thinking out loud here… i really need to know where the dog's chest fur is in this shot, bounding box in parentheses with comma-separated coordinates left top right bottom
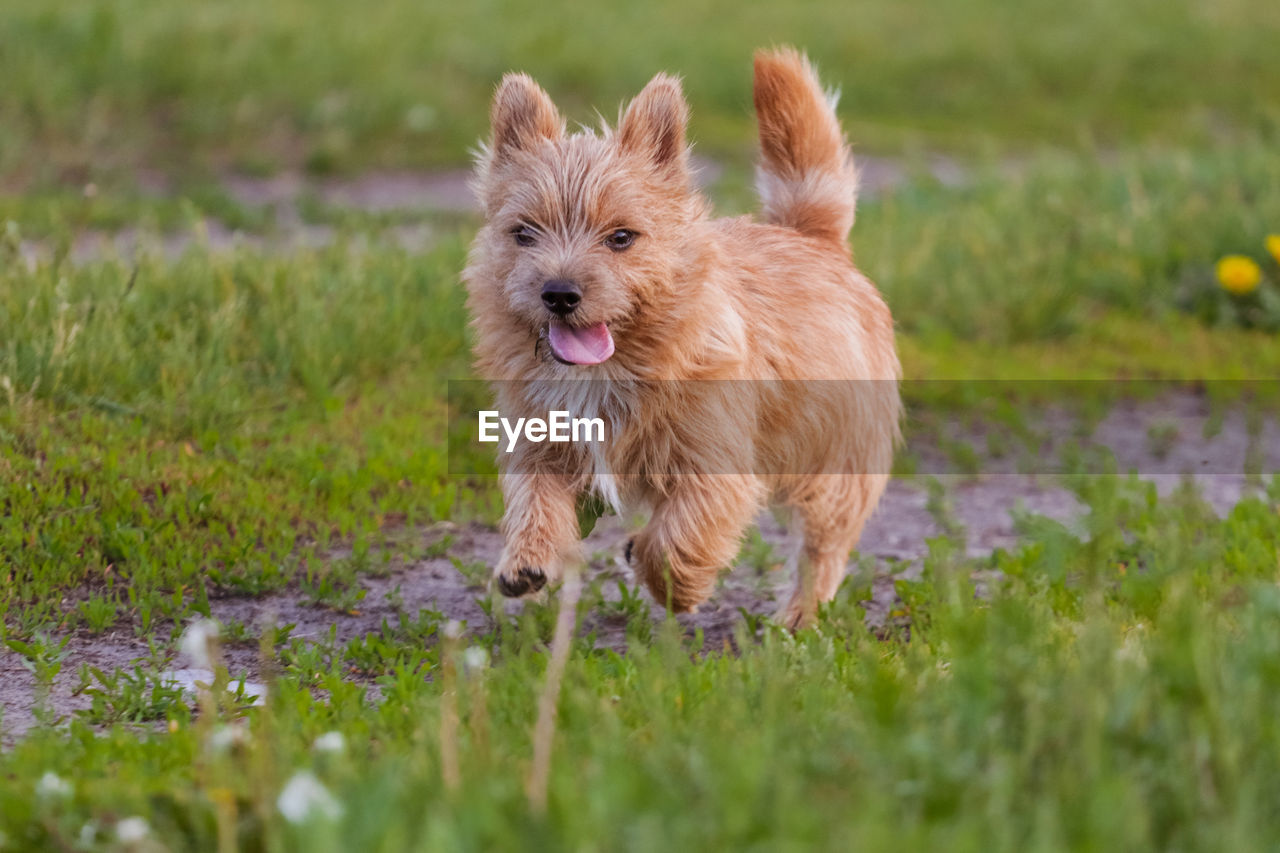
(523, 377, 638, 513)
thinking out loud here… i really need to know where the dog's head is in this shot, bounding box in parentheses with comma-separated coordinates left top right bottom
(465, 73, 706, 369)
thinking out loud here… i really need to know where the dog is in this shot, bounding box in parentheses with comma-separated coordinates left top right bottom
(463, 48, 900, 628)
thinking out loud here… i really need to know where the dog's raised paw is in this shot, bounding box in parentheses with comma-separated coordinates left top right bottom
(496, 566, 547, 597)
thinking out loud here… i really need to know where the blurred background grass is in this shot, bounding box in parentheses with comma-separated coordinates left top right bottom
(2, 0, 1278, 185)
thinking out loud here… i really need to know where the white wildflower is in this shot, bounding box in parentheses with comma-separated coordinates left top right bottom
(207, 724, 247, 753)
(179, 619, 221, 668)
(461, 646, 489, 674)
(312, 731, 346, 754)
(442, 620, 464, 640)
(115, 816, 151, 843)
(1116, 622, 1149, 667)
(277, 771, 343, 824)
(36, 772, 71, 799)
(161, 668, 268, 710)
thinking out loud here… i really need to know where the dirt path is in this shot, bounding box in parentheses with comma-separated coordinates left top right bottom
(0, 475, 1056, 742)
(214, 154, 963, 215)
(16, 154, 968, 267)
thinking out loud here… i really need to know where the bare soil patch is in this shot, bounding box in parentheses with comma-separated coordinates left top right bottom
(0, 475, 1060, 742)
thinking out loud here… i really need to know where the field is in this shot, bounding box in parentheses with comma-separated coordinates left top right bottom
(2, 0, 1280, 849)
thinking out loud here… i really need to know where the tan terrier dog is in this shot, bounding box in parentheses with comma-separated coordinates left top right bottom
(463, 48, 900, 628)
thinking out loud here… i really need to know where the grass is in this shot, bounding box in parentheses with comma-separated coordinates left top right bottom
(3, 0, 1280, 847)
(2, 0, 1279, 184)
(860, 141, 1280, 345)
(7, 141, 1280, 368)
(0, 144, 1276, 848)
(3, 476, 1280, 849)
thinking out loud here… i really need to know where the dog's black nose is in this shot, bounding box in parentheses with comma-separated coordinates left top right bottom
(541, 279, 581, 317)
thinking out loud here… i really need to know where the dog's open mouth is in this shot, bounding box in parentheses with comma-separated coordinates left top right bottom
(546, 319, 614, 365)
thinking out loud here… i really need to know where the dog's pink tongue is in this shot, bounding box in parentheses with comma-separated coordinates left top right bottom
(548, 320, 614, 365)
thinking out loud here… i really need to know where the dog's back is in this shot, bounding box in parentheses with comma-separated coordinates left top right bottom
(705, 49, 898, 383)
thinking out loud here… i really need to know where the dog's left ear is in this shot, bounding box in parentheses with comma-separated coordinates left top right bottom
(490, 72, 563, 160)
(618, 73, 691, 182)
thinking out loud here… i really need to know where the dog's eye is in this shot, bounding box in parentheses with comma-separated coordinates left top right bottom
(512, 225, 538, 247)
(604, 229, 637, 251)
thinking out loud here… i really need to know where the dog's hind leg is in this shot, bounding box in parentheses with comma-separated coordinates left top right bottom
(628, 474, 766, 612)
(779, 473, 887, 630)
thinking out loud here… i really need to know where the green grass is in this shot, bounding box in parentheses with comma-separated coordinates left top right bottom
(4, 2, 1280, 847)
(0, 185, 271, 238)
(0, 234, 488, 638)
(1, 233, 473, 428)
(2, 0, 1279, 183)
(3, 476, 1280, 849)
(7, 138, 1280, 360)
(2, 220, 1277, 837)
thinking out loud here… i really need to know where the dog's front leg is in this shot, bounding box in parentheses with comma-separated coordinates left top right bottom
(627, 473, 765, 612)
(493, 470, 580, 598)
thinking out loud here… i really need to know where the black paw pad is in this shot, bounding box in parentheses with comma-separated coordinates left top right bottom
(624, 538, 635, 565)
(497, 566, 547, 597)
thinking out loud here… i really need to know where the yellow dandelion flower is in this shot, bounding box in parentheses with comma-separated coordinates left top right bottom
(1267, 234, 1280, 266)
(1216, 255, 1262, 296)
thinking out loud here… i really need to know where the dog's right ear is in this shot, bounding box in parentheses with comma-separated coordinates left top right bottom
(618, 73, 690, 182)
(489, 73, 563, 161)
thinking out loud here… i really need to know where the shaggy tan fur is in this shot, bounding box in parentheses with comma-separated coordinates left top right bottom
(463, 48, 901, 628)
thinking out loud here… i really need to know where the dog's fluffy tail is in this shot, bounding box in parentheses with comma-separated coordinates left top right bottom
(753, 48, 857, 245)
